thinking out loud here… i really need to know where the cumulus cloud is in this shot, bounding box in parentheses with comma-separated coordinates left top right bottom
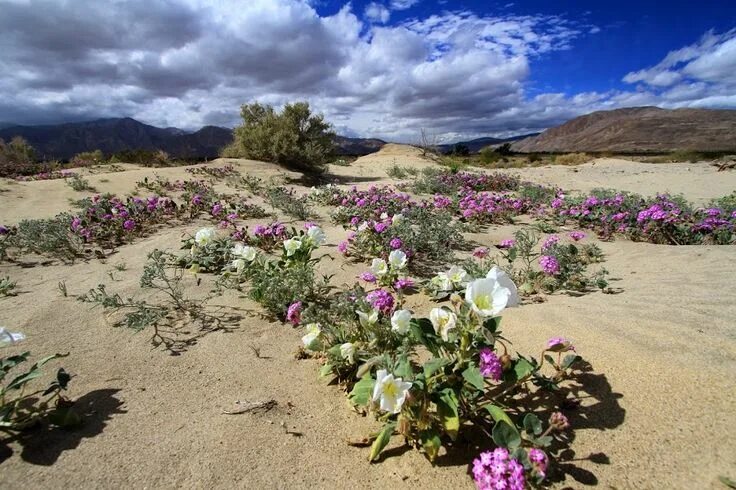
(0, 0, 732, 141)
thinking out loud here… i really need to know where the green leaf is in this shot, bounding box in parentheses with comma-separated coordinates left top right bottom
(369, 421, 396, 462)
(420, 429, 442, 462)
(485, 405, 514, 427)
(523, 413, 543, 436)
(462, 364, 485, 391)
(394, 357, 413, 380)
(6, 353, 68, 391)
(348, 376, 375, 407)
(512, 357, 535, 381)
(492, 420, 521, 450)
(543, 354, 556, 366)
(436, 389, 460, 440)
(422, 358, 449, 378)
(719, 476, 736, 489)
(319, 363, 334, 378)
(482, 317, 501, 334)
(561, 354, 581, 370)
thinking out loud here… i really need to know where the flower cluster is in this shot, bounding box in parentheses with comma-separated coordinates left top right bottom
(13, 170, 76, 181)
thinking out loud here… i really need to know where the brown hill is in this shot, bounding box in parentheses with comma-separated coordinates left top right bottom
(511, 107, 736, 153)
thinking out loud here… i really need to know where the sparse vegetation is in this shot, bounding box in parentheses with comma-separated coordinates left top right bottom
(0, 137, 37, 177)
(65, 174, 96, 192)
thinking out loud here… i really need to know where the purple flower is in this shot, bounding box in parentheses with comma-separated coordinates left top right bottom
(286, 301, 302, 326)
(499, 239, 515, 249)
(366, 289, 395, 314)
(123, 219, 136, 231)
(528, 448, 548, 479)
(350, 216, 360, 226)
(546, 337, 575, 352)
(394, 277, 414, 290)
(192, 194, 203, 205)
(472, 247, 490, 259)
(359, 271, 377, 283)
(338, 241, 349, 254)
(549, 411, 570, 430)
(539, 255, 560, 275)
(541, 235, 559, 251)
(374, 222, 388, 233)
(569, 230, 586, 241)
(211, 203, 223, 216)
(71, 217, 82, 231)
(472, 447, 526, 490)
(479, 348, 503, 381)
(0, 225, 8, 235)
(304, 222, 317, 229)
(389, 237, 403, 249)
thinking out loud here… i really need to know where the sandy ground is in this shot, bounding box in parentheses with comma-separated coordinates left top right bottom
(0, 145, 735, 489)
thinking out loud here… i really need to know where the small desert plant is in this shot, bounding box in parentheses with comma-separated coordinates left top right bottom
(554, 153, 590, 165)
(386, 165, 409, 179)
(66, 174, 96, 192)
(0, 276, 17, 296)
(223, 101, 336, 173)
(6, 215, 85, 262)
(70, 150, 105, 167)
(478, 147, 502, 165)
(265, 186, 312, 220)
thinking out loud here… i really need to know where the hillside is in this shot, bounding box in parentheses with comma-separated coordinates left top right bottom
(511, 107, 736, 153)
(438, 133, 539, 153)
(0, 118, 386, 160)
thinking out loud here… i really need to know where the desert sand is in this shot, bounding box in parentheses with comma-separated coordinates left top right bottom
(0, 145, 735, 489)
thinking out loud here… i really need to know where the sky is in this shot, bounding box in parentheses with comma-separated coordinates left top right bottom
(0, 0, 735, 142)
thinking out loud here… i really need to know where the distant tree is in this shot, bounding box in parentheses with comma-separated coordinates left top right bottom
(496, 142, 513, 156)
(478, 146, 501, 165)
(450, 143, 470, 156)
(222, 101, 335, 173)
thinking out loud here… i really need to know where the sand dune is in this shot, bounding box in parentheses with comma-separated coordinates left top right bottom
(0, 145, 734, 488)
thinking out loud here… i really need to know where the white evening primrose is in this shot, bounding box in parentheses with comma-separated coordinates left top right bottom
(301, 323, 322, 350)
(194, 228, 216, 247)
(388, 250, 408, 270)
(465, 277, 511, 317)
(429, 307, 457, 341)
(231, 243, 257, 261)
(380, 212, 389, 220)
(447, 265, 469, 286)
(283, 237, 303, 257)
(390, 309, 412, 334)
(430, 272, 452, 291)
(306, 225, 326, 247)
(372, 369, 412, 414)
(0, 327, 25, 346)
(356, 309, 379, 327)
(485, 266, 519, 307)
(391, 213, 404, 224)
(340, 342, 356, 364)
(370, 258, 388, 276)
(358, 221, 369, 232)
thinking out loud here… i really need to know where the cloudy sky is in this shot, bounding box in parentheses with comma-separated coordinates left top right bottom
(1, 0, 735, 142)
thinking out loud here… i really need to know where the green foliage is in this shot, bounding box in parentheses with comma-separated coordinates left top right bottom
(70, 150, 105, 167)
(265, 186, 312, 220)
(0, 351, 78, 431)
(0, 276, 17, 296)
(223, 101, 336, 173)
(3, 215, 85, 262)
(65, 174, 96, 192)
(479, 147, 502, 165)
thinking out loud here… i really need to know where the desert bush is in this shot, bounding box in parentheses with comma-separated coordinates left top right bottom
(479, 147, 502, 165)
(186, 164, 239, 180)
(264, 186, 312, 220)
(3, 215, 85, 262)
(70, 150, 105, 167)
(178, 228, 233, 273)
(386, 165, 409, 179)
(223, 101, 335, 173)
(0, 137, 37, 177)
(109, 149, 172, 167)
(65, 174, 96, 192)
(554, 153, 590, 165)
(527, 153, 541, 163)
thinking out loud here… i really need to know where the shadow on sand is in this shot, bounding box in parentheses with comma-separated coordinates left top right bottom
(0, 388, 126, 466)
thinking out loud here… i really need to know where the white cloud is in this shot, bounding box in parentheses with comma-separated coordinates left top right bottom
(365, 2, 390, 24)
(390, 0, 419, 10)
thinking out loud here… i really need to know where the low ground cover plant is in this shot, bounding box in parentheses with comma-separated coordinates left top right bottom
(65, 174, 96, 192)
(0, 276, 17, 296)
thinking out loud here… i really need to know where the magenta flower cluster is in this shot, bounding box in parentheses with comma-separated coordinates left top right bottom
(286, 301, 302, 326)
(472, 447, 526, 490)
(539, 255, 560, 275)
(458, 190, 528, 224)
(14, 170, 76, 181)
(365, 289, 395, 314)
(479, 348, 503, 381)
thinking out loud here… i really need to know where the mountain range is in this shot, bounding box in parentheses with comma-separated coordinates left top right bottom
(511, 107, 736, 153)
(438, 134, 540, 153)
(0, 118, 387, 160)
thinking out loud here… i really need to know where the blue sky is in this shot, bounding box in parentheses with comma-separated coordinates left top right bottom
(0, 0, 734, 141)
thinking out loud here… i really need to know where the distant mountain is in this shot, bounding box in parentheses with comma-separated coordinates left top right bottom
(0, 122, 17, 130)
(511, 107, 736, 153)
(438, 133, 539, 153)
(334, 135, 386, 155)
(0, 117, 386, 160)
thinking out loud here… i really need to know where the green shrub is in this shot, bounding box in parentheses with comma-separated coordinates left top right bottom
(478, 147, 501, 165)
(70, 150, 105, 167)
(0, 137, 37, 177)
(555, 153, 590, 165)
(222, 101, 335, 174)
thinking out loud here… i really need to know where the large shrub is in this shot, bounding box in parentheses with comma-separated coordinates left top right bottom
(0, 137, 37, 176)
(223, 101, 335, 173)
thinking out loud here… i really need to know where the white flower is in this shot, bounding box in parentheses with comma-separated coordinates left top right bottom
(370, 258, 388, 276)
(391, 309, 412, 334)
(388, 250, 408, 270)
(485, 266, 519, 307)
(465, 277, 511, 318)
(283, 237, 303, 256)
(380, 212, 389, 220)
(430, 272, 452, 291)
(0, 327, 25, 346)
(356, 309, 379, 327)
(306, 225, 326, 246)
(340, 342, 356, 364)
(372, 369, 412, 414)
(447, 265, 469, 286)
(358, 221, 369, 232)
(231, 258, 246, 274)
(429, 308, 457, 341)
(231, 243, 257, 261)
(391, 213, 404, 224)
(301, 323, 322, 350)
(194, 228, 216, 247)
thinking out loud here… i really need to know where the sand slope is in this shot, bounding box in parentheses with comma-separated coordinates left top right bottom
(0, 146, 735, 489)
